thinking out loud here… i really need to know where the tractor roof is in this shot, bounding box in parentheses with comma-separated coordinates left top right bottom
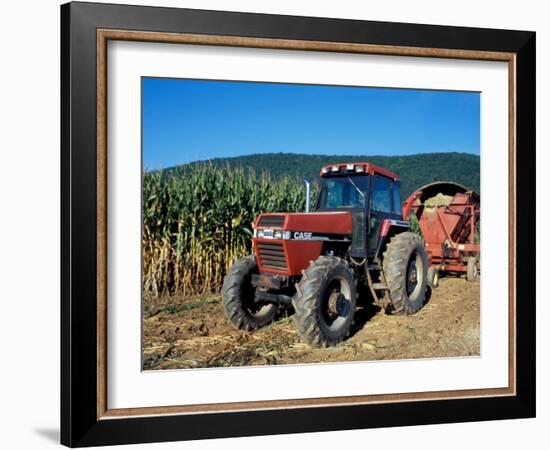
(320, 162, 399, 181)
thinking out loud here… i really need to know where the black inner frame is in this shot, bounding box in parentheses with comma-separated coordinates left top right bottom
(61, 2, 536, 447)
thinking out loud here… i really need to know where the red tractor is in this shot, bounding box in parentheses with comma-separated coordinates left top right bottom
(222, 162, 428, 347)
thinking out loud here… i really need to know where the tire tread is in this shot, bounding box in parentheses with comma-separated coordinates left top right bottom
(292, 256, 357, 347)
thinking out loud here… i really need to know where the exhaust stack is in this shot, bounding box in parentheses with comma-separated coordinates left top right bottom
(304, 179, 311, 213)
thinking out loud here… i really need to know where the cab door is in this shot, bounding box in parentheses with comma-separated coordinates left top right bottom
(367, 175, 401, 257)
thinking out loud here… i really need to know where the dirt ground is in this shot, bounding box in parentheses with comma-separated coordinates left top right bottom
(142, 277, 480, 370)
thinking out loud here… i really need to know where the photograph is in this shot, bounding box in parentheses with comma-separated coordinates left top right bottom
(56, 2, 536, 446)
(141, 77, 481, 370)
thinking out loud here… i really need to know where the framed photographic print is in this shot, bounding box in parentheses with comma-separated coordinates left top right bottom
(60, 1, 536, 447)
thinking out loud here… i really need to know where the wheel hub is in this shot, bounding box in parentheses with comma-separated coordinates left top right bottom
(407, 260, 418, 294)
(327, 292, 345, 317)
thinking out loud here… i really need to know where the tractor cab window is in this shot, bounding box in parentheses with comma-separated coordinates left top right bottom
(372, 176, 393, 213)
(317, 176, 369, 210)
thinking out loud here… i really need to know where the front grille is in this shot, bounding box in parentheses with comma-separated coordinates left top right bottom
(257, 242, 288, 271)
(258, 215, 285, 227)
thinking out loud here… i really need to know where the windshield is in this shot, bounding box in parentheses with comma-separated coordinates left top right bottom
(317, 175, 369, 210)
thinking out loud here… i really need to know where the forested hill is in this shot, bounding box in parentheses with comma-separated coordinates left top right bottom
(174, 152, 480, 198)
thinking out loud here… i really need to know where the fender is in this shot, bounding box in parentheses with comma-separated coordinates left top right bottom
(374, 218, 410, 259)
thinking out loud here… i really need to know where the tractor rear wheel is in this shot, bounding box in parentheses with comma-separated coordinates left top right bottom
(466, 256, 479, 282)
(292, 256, 357, 347)
(383, 232, 428, 315)
(222, 255, 278, 331)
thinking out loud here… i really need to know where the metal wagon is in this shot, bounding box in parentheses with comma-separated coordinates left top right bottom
(402, 182, 480, 287)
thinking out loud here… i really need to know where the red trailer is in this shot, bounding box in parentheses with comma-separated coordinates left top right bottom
(402, 182, 480, 287)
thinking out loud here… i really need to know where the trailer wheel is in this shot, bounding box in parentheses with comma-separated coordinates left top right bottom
(383, 232, 428, 315)
(222, 255, 278, 331)
(292, 256, 357, 347)
(466, 256, 479, 282)
(427, 266, 439, 288)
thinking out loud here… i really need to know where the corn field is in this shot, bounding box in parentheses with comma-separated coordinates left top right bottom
(142, 164, 312, 298)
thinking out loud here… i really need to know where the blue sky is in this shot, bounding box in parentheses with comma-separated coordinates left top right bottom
(142, 77, 480, 170)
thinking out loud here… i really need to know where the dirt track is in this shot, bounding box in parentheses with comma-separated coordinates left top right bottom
(142, 277, 479, 370)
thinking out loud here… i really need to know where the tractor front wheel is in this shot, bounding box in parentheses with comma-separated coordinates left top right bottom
(383, 232, 428, 315)
(292, 256, 357, 347)
(222, 255, 278, 331)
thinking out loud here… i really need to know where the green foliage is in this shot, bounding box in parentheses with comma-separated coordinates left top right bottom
(408, 213, 423, 238)
(173, 152, 480, 199)
(142, 163, 311, 297)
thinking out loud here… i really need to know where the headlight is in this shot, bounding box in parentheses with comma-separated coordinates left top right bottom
(254, 229, 291, 240)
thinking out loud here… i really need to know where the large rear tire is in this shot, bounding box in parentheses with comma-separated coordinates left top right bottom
(222, 255, 278, 331)
(383, 232, 428, 315)
(292, 256, 357, 347)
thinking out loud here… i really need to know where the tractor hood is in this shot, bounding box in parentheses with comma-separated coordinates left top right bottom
(253, 212, 353, 276)
(254, 212, 353, 238)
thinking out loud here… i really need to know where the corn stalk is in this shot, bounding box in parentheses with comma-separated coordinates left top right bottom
(142, 163, 315, 298)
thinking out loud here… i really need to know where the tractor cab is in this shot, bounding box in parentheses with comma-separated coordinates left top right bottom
(316, 162, 406, 259)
